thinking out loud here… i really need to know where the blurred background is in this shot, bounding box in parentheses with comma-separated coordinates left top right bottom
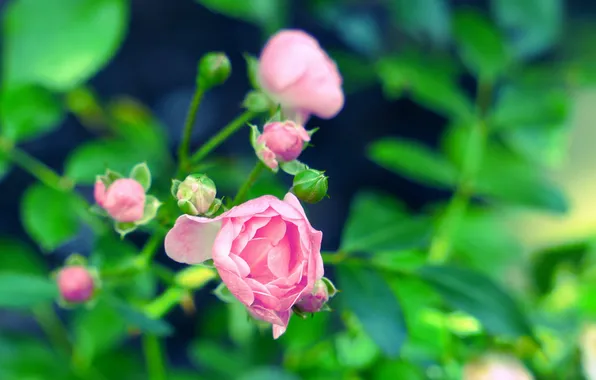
(2, 0, 596, 379)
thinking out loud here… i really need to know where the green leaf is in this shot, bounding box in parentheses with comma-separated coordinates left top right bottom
(129, 162, 151, 191)
(335, 329, 380, 369)
(65, 140, 152, 185)
(66, 98, 172, 185)
(341, 191, 431, 253)
(419, 265, 534, 338)
(453, 9, 509, 79)
(491, 87, 570, 131)
(244, 54, 260, 90)
(376, 52, 472, 120)
(0, 336, 74, 379)
(0, 273, 57, 308)
(0, 85, 64, 142)
(189, 339, 250, 378)
(196, 0, 287, 33)
(280, 160, 308, 176)
(238, 367, 299, 380)
(72, 300, 127, 365)
(3, 0, 128, 91)
(0, 151, 11, 182)
(21, 184, 85, 251)
(368, 138, 458, 188)
(0, 238, 46, 275)
(442, 126, 568, 213)
(389, 0, 451, 45)
(106, 297, 173, 336)
(135, 195, 161, 226)
(491, 0, 562, 58)
(451, 208, 523, 277)
(337, 266, 407, 357)
(373, 360, 426, 380)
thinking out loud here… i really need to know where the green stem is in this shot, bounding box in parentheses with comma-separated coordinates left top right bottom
(232, 161, 265, 206)
(33, 305, 71, 354)
(142, 334, 167, 380)
(178, 86, 204, 172)
(0, 139, 74, 191)
(189, 110, 256, 164)
(145, 288, 186, 318)
(428, 79, 492, 263)
(138, 232, 165, 267)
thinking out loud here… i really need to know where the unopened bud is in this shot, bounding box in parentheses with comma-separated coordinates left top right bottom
(176, 174, 216, 215)
(243, 90, 272, 113)
(292, 169, 328, 204)
(198, 52, 231, 90)
(295, 277, 336, 313)
(57, 266, 95, 303)
(95, 178, 146, 223)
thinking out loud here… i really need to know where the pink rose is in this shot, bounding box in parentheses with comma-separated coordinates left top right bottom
(57, 266, 95, 303)
(256, 121, 310, 169)
(259, 29, 344, 123)
(164, 193, 324, 338)
(94, 178, 146, 223)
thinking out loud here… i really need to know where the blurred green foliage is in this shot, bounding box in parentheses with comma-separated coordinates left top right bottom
(1, 0, 596, 379)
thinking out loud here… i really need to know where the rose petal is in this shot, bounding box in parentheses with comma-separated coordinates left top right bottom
(218, 269, 254, 306)
(267, 236, 291, 278)
(254, 216, 286, 245)
(164, 215, 222, 264)
(225, 196, 278, 218)
(273, 324, 287, 340)
(230, 254, 251, 277)
(232, 217, 271, 253)
(211, 219, 236, 261)
(248, 305, 284, 325)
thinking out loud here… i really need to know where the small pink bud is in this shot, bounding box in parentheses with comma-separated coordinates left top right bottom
(57, 266, 95, 303)
(102, 178, 146, 222)
(94, 179, 107, 207)
(257, 121, 310, 162)
(295, 279, 329, 313)
(256, 145, 279, 170)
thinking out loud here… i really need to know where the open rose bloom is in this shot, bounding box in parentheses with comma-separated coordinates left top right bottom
(165, 193, 323, 338)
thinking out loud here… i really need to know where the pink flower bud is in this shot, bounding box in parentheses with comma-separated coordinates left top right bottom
(256, 145, 279, 170)
(101, 178, 146, 222)
(94, 179, 107, 207)
(57, 266, 95, 303)
(257, 121, 310, 163)
(295, 279, 329, 313)
(258, 30, 344, 122)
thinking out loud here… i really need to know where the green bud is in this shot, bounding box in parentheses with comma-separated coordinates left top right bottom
(292, 169, 328, 204)
(176, 174, 217, 215)
(197, 52, 231, 90)
(242, 90, 271, 113)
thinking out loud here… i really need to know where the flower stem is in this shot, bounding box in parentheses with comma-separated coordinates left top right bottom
(145, 287, 186, 318)
(189, 110, 256, 164)
(232, 161, 265, 206)
(428, 79, 492, 263)
(0, 138, 74, 191)
(178, 86, 204, 172)
(142, 334, 167, 380)
(33, 305, 71, 354)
